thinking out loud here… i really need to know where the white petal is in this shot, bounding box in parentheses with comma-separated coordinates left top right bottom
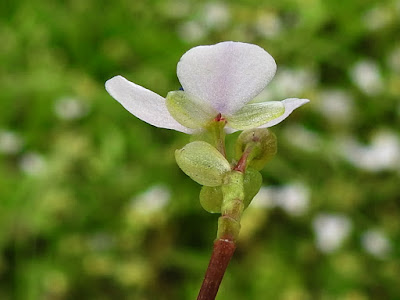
(105, 76, 192, 133)
(258, 98, 310, 128)
(177, 41, 277, 115)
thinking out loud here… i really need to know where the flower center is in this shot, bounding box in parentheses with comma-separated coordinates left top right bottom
(214, 113, 226, 123)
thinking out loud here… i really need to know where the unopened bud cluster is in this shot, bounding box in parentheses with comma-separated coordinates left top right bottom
(175, 127, 277, 214)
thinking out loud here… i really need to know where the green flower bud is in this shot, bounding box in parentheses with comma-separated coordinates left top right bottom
(243, 167, 262, 208)
(199, 186, 223, 213)
(235, 128, 277, 170)
(175, 141, 231, 186)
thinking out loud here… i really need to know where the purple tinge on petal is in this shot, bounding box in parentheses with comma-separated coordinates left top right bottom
(105, 76, 193, 133)
(177, 41, 277, 115)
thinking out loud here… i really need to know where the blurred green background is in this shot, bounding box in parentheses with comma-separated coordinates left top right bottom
(1, 0, 399, 299)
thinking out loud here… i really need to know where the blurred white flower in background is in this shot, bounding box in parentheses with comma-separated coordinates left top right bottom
(277, 183, 310, 216)
(178, 3, 230, 42)
(54, 97, 89, 120)
(254, 68, 317, 102)
(131, 185, 171, 214)
(313, 213, 352, 253)
(273, 68, 317, 97)
(317, 89, 354, 124)
(19, 152, 47, 176)
(254, 12, 282, 38)
(202, 2, 230, 29)
(350, 60, 383, 96)
(251, 182, 310, 216)
(363, 6, 392, 31)
(282, 124, 322, 152)
(177, 21, 206, 43)
(361, 229, 391, 259)
(0, 130, 23, 154)
(338, 130, 400, 172)
(250, 186, 275, 209)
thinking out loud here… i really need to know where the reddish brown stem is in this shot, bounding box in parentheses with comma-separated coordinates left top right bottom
(197, 238, 236, 300)
(233, 147, 251, 173)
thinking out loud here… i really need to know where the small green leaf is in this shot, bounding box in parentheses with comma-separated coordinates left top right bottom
(200, 186, 223, 213)
(166, 91, 216, 129)
(175, 141, 231, 186)
(243, 167, 262, 208)
(226, 101, 285, 130)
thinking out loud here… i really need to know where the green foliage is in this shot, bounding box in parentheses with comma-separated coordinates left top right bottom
(0, 0, 399, 299)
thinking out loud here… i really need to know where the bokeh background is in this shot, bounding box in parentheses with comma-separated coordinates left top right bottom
(1, 0, 400, 299)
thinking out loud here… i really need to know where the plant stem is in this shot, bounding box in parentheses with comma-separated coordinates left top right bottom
(233, 145, 252, 173)
(197, 170, 245, 300)
(197, 237, 236, 300)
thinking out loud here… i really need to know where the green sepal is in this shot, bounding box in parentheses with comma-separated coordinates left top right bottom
(190, 118, 227, 156)
(166, 91, 216, 129)
(226, 101, 285, 130)
(199, 186, 223, 213)
(175, 141, 231, 186)
(243, 167, 262, 208)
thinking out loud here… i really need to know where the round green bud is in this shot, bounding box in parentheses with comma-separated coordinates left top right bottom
(175, 141, 231, 186)
(199, 186, 223, 213)
(235, 128, 277, 171)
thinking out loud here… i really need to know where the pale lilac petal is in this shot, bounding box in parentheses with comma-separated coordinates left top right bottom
(177, 41, 277, 115)
(105, 76, 192, 133)
(258, 98, 309, 128)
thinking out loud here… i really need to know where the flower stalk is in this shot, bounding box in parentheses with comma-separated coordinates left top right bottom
(197, 239, 236, 300)
(197, 162, 247, 300)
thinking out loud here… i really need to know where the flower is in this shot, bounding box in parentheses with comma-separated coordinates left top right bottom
(0, 130, 23, 154)
(251, 182, 310, 216)
(337, 130, 400, 172)
(361, 229, 391, 259)
(312, 213, 352, 253)
(54, 97, 89, 120)
(105, 41, 309, 133)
